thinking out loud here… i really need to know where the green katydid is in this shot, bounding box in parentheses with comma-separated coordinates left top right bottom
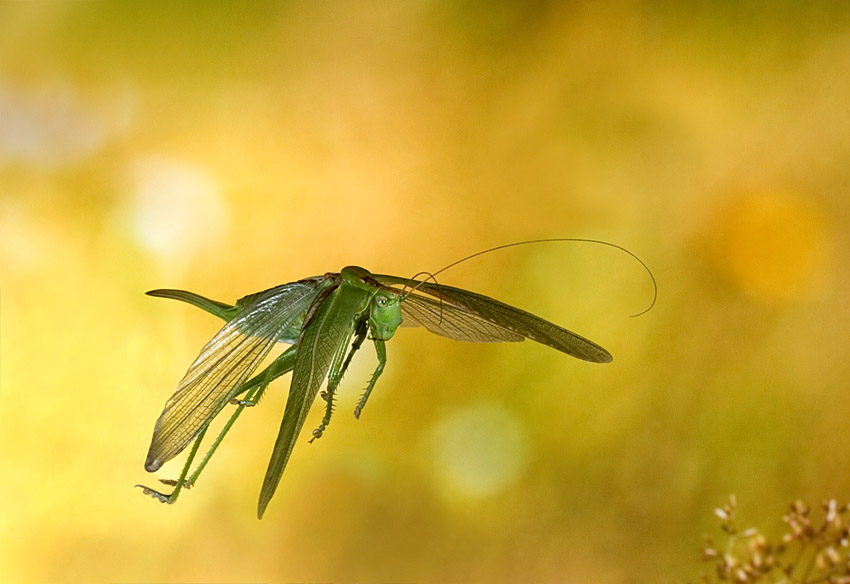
(138, 239, 655, 518)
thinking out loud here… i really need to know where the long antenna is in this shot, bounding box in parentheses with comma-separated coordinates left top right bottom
(423, 238, 657, 317)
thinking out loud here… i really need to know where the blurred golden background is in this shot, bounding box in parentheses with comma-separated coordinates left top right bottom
(1, 2, 848, 582)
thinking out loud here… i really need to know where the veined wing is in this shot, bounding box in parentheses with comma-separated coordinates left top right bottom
(257, 277, 370, 518)
(374, 274, 611, 363)
(390, 288, 524, 343)
(145, 278, 328, 472)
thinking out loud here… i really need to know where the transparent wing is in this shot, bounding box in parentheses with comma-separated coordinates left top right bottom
(145, 278, 327, 472)
(374, 274, 611, 363)
(396, 291, 524, 343)
(257, 278, 370, 518)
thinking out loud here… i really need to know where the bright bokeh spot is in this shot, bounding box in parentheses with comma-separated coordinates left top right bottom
(710, 190, 832, 303)
(127, 156, 228, 261)
(429, 400, 529, 500)
(0, 77, 134, 169)
(0, 202, 50, 273)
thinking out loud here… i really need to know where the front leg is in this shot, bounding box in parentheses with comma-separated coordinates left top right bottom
(353, 338, 386, 419)
(310, 319, 368, 442)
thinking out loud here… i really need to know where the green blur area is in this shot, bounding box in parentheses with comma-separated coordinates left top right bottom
(1, 2, 848, 582)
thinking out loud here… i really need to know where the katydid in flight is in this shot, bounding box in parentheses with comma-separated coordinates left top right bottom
(138, 239, 655, 518)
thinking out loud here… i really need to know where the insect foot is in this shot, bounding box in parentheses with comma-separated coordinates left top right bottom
(135, 484, 174, 504)
(309, 427, 324, 443)
(158, 478, 194, 489)
(229, 397, 258, 407)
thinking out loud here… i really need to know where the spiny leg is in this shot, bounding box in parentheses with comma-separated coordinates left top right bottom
(311, 320, 367, 442)
(230, 344, 296, 407)
(340, 319, 369, 381)
(137, 359, 276, 501)
(183, 348, 296, 487)
(354, 339, 387, 419)
(320, 319, 367, 403)
(184, 346, 297, 488)
(137, 346, 297, 502)
(308, 341, 348, 443)
(136, 424, 208, 504)
(182, 381, 264, 489)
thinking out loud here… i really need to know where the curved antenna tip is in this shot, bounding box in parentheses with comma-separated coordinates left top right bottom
(431, 238, 658, 319)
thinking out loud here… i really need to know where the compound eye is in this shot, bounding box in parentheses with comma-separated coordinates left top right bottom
(376, 295, 388, 307)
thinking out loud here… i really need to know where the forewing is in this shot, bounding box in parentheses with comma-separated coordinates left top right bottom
(145, 279, 325, 472)
(257, 280, 369, 518)
(374, 274, 611, 363)
(146, 288, 238, 321)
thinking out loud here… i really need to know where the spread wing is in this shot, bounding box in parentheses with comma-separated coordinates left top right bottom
(373, 274, 611, 363)
(145, 278, 327, 472)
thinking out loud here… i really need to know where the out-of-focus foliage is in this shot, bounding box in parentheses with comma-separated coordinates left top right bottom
(696, 496, 850, 583)
(1, 2, 849, 583)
